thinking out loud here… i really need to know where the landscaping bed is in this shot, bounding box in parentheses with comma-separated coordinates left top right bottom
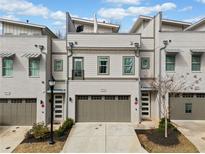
(13, 118, 74, 153)
(136, 120, 199, 153)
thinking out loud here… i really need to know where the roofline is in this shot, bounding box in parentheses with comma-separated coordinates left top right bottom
(184, 18, 205, 31)
(71, 17, 120, 28)
(130, 15, 192, 33)
(0, 18, 57, 38)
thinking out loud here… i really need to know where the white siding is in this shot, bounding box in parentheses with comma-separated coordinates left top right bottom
(3, 22, 42, 36)
(67, 34, 140, 48)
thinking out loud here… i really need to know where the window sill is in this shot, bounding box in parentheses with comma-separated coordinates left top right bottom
(192, 71, 202, 73)
(166, 71, 175, 73)
(29, 76, 40, 78)
(2, 76, 13, 78)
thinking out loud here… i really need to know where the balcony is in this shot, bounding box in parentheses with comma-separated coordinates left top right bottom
(72, 70, 84, 80)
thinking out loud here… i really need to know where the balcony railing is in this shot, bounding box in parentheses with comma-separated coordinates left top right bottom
(72, 70, 84, 80)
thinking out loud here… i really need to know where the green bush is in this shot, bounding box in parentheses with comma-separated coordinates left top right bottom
(56, 118, 74, 137)
(30, 122, 49, 139)
(158, 118, 173, 132)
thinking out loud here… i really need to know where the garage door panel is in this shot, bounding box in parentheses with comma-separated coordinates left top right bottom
(0, 99, 36, 126)
(76, 95, 131, 122)
(170, 95, 205, 120)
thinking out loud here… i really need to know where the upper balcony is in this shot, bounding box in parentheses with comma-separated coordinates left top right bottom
(67, 33, 141, 49)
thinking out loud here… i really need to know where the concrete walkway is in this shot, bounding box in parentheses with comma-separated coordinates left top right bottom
(172, 120, 205, 153)
(0, 126, 30, 153)
(62, 123, 147, 153)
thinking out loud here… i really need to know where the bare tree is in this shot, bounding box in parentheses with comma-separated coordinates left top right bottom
(152, 73, 202, 138)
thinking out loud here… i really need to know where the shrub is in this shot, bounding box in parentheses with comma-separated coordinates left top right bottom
(56, 118, 74, 137)
(30, 122, 49, 139)
(158, 118, 173, 132)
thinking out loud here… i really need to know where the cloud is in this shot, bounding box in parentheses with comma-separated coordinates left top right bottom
(178, 6, 192, 12)
(98, 8, 128, 19)
(0, 14, 19, 20)
(196, 0, 205, 4)
(50, 11, 65, 21)
(98, 2, 176, 19)
(105, 0, 142, 5)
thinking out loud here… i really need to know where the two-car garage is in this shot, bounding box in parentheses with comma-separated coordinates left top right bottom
(0, 98, 36, 125)
(169, 93, 205, 120)
(76, 95, 131, 122)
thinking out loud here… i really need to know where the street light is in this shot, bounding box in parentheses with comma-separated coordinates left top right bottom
(48, 75, 55, 145)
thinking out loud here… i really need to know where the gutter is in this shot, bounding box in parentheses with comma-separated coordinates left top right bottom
(134, 43, 141, 123)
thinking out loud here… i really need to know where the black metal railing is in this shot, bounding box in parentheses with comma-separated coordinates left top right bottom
(72, 70, 84, 80)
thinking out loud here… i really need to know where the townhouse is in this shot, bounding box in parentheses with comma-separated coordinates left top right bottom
(0, 12, 205, 126)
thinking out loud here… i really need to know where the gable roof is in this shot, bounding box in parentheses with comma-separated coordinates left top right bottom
(130, 15, 192, 33)
(0, 18, 57, 38)
(71, 17, 120, 32)
(184, 18, 205, 31)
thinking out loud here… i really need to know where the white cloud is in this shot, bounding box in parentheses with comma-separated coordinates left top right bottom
(98, 2, 176, 19)
(0, 14, 19, 20)
(50, 11, 65, 21)
(178, 6, 192, 12)
(197, 0, 205, 4)
(105, 0, 142, 5)
(98, 8, 128, 19)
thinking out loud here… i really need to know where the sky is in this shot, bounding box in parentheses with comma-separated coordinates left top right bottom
(0, 0, 205, 34)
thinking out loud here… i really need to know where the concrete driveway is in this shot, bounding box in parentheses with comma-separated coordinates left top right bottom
(0, 126, 30, 153)
(172, 120, 205, 153)
(62, 123, 147, 153)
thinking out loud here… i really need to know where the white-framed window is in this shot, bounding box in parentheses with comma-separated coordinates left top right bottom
(192, 55, 201, 71)
(141, 57, 150, 69)
(2, 58, 13, 77)
(123, 56, 135, 75)
(29, 58, 40, 77)
(54, 59, 63, 72)
(166, 55, 175, 71)
(98, 56, 109, 75)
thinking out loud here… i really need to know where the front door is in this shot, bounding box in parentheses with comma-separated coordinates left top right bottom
(54, 95, 64, 121)
(141, 92, 151, 120)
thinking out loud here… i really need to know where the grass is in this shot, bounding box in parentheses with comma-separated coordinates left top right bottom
(136, 128, 199, 153)
(13, 130, 70, 153)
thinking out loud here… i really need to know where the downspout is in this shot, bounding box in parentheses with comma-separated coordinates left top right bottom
(158, 40, 168, 119)
(134, 42, 141, 123)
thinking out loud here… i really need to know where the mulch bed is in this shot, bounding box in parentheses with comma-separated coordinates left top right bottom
(13, 130, 70, 153)
(136, 128, 199, 153)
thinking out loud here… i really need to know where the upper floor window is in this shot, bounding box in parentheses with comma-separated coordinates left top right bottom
(72, 57, 84, 79)
(54, 59, 63, 72)
(166, 55, 175, 71)
(185, 103, 192, 113)
(98, 56, 109, 75)
(192, 55, 201, 71)
(29, 58, 40, 77)
(141, 57, 150, 69)
(2, 58, 13, 77)
(123, 56, 135, 75)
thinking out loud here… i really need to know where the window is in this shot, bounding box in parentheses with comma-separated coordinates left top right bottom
(29, 58, 40, 77)
(123, 56, 135, 75)
(192, 55, 201, 71)
(98, 56, 109, 75)
(54, 59, 63, 72)
(2, 58, 13, 77)
(141, 57, 150, 69)
(166, 55, 175, 71)
(185, 103, 192, 113)
(73, 57, 84, 79)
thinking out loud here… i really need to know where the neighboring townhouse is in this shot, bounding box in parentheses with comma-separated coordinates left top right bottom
(1, 12, 205, 126)
(0, 18, 57, 125)
(131, 12, 205, 121)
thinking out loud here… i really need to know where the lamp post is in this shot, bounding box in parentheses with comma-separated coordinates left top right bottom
(48, 76, 55, 145)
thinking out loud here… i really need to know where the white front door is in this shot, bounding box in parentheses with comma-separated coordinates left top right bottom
(54, 95, 64, 121)
(141, 92, 151, 119)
